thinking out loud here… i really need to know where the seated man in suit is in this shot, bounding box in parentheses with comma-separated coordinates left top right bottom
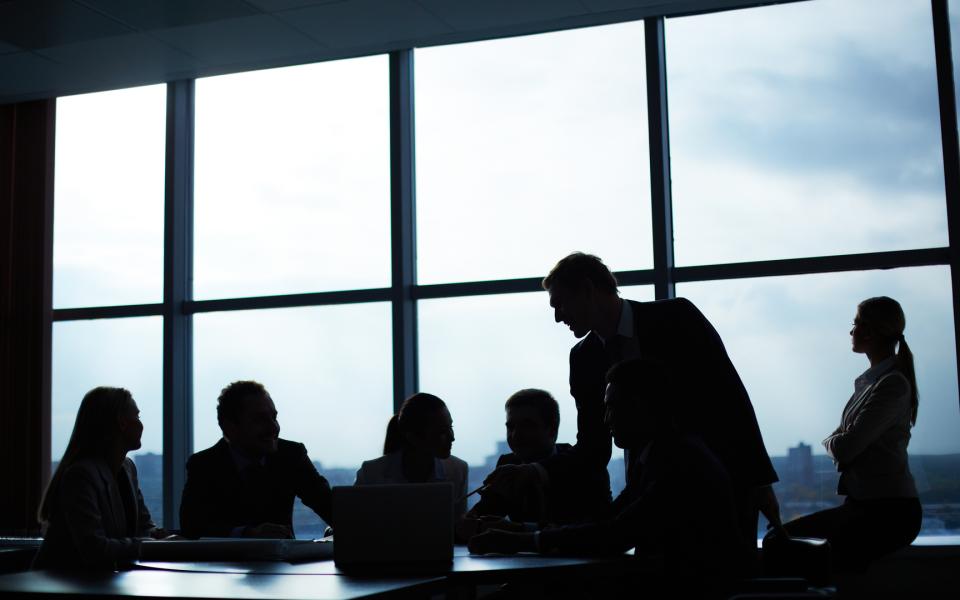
(468, 388, 610, 526)
(470, 359, 752, 595)
(180, 380, 333, 538)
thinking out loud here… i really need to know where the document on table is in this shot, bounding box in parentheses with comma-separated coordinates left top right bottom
(139, 538, 333, 562)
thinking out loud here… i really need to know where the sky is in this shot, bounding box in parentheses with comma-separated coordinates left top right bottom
(50, 0, 960, 476)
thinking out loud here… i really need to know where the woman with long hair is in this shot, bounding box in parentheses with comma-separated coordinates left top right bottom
(34, 387, 168, 569)
(355, 392, 469, 517)
(781, 296, 922, 571)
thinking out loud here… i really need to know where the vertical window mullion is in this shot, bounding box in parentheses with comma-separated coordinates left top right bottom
(645, 17, 676, 300)
(932, 0, 960, 408)
(163, 79, 195, 529)
(390, 50, 418, 413)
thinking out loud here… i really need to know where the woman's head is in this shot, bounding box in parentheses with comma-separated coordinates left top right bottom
(851, 296, 918, 425)
(38, 387, 141, 524)
(851, 296, 906, 354)
(383, 392, 454, 458)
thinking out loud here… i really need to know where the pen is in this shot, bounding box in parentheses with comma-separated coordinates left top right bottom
(457, 484, 487, 504)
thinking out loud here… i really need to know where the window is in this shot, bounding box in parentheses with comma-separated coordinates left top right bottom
(667, 0, 947, 266)
(415, 21, 653, 284)
(53, 85, 166, 308)
(678, 266, 960, 536)
(193, 303, 392, 536)
(52, 317, 163, 524)
(193, 57, 390, 299)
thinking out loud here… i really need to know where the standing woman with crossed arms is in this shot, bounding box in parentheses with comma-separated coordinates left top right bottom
(783, 296, 922, 571)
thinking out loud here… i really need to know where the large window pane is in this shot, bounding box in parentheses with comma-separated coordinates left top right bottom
(668, 0, 948, 265)
(418, 286, 654, 502)
(52, 317, 163, 525)
(678, 267, 960, 537)
(416, 22, 652, 284)
(194, 57, 390, 299)
(193, 303, 392, 537)
(53, 85, 165, 308)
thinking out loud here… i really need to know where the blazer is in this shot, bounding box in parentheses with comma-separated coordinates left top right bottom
(539, 434, 751, 585)
(470, 443, 610, 525)
(544, 298, 778, 492)
(355, 451, 469, 518)
(179, 438, 333, 538)
(823, 358, 918, 499)
(34, 457, 156, 570)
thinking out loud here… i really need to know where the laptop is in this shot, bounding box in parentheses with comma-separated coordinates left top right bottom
(332, 482, 454, 574)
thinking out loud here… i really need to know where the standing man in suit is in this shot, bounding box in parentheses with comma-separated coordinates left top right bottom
(486, 252, 782, 555)
(179, 380, 333, 538)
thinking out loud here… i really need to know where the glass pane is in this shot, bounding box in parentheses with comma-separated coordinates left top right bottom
(52, 317, 163, 525)
(416, 22, 652, 284)
(678, 266, 960, 537)
(53, 85, 165, 308)
(193, 303, 392, 537)
(194, 56, 390, 299)
(418, 286, 654, 503)
(668, 0, 948, 266)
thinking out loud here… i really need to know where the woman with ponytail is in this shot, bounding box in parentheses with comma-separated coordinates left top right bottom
(354, 393, 469, 517)
(781, 296, 921, 571)
(35, 387, 170, 569)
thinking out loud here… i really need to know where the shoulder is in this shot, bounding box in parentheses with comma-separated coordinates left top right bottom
(870, 370, 911, 400)
(358, 453, 392, 474)
(555, 443, 574, 453)
(61, 458, 106, 489)
(276, 438, 308, 458)
(495, 453, 521, 467)
(186, 440, 228, 469)
(571, 332, 602, 358)
(444, 455, 469, 477)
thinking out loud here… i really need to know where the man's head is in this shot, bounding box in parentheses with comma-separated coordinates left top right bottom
(543, 252, 619, 338)
(504, 389, 559, 462)
(217, 380, 280, 458)
(604, 359, 674, 450)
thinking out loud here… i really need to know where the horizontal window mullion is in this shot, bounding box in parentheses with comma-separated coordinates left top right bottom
(53, 303, 164, 321)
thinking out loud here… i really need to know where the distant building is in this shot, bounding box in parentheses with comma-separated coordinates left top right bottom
(786, 442, 815, 488)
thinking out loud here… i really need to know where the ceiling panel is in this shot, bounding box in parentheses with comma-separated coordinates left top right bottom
(278, 0, 452, 49)
(37, 34, 199, 92)
(0, 0, 132, 50)
(415, 0, 589, 31)
(78, 0, 259, 31)
(245, 0, 345, 11)
(0, 51, 79, 97)
(152, 14, 322, 67)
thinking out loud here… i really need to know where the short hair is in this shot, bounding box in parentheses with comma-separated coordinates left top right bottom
(505, 388, 560, 433)
(217, 380, 270, 427)
(605, 358, 671, 421)
(542, 252, 619, 294)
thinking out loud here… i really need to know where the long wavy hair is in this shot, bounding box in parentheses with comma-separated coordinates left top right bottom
(858, 296, 919, 426)
(383, 392, 447, 455)
(37, 387, 134, 525)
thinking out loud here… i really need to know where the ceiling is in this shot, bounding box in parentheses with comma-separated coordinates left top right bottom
(0, 0, 794, 105)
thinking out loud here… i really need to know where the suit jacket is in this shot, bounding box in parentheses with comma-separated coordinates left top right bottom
(179, 438, 332, 538)
(823, 359, 918, 499)
(34, 457, 156, 570)
(543, 298, 777, 544)
(470, 443, 610, 525)
(355, 451, 470, 518)
(540, 434, 751, 585)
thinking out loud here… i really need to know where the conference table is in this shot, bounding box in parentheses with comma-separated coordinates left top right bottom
(0, 546, 638, 599)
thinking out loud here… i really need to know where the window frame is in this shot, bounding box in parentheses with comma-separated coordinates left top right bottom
(50, 2, 960, 532)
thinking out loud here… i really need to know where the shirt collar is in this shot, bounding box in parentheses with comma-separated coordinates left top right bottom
(856, 356, 898, 386)
(598, 299, 632, 344)
(227, 439, 266, 472)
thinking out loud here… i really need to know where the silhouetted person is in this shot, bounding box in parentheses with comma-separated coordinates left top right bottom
(780, 296, 922, 571)
(34, 387, 170, 569)
(179, 380, 332, 538)
(355, 392, 469, 518)
(485, 252, 781, 559)
(467, 389, 610, 526)
(470, 360, 751, 597)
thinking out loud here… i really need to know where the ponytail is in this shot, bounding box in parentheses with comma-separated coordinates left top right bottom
(897, 336, 919, 426)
